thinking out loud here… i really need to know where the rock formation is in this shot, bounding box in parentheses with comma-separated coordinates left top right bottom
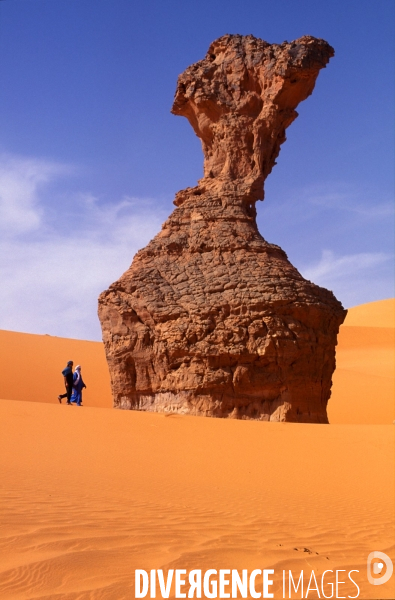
(98, 34, 346, 423)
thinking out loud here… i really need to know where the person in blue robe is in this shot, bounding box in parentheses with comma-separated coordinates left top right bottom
(70, 365, 86, 406)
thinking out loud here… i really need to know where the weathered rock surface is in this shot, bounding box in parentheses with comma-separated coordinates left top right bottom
(98, 34, 346, 423)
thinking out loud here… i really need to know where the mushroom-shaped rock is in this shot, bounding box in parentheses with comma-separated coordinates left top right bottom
(98, 34, 345, 423)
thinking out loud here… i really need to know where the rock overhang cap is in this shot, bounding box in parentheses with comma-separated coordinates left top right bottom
(171, 34, 334, 203)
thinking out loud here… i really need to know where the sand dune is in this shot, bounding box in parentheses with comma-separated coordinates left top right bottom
(0, 330, 112, 409)
(329, 299, 395, 425)
(343, 298, 394, 328)
(0, 299, 394, 599)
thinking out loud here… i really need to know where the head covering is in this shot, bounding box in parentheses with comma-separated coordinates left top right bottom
(75, 365, 81, 371)
(67, 360, 73, 366)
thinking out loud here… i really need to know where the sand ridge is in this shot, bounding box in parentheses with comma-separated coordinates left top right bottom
(343, 299, 394, 328)
(329, 299, 395, 425)
(0, 331, 111, 409)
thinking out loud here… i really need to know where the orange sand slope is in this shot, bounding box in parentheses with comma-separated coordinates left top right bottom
(0, 398, 394, 600)
(0, 330, 112, 409)
(0, 298, 394, 423)
(329, 299, 394, 425)
(344, 298, 395, 328)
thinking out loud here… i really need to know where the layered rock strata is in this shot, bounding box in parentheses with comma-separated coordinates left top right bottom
(98, 34, 346, 423)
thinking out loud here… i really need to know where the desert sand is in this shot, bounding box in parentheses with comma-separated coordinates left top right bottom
(0, 299, 394, 599)
(0, 332, 112, 409)
(329, 298, 395, 425)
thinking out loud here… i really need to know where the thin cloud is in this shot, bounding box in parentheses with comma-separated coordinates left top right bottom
(301, 250, 394, 308)
(0, 154, 167, 340)
(0, 153, 69, 235)
(305, 182, 394, 218)
(263, 181, 394, 222)
(302, 250, 390, 280)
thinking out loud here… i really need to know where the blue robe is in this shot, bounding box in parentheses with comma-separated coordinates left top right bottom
(70, 371, 85, 405)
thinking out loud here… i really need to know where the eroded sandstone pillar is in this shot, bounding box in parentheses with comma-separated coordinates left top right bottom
(98, 34, 346, 423)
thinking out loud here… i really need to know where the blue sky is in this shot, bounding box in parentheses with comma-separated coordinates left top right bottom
(0, 0, 393, 340)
